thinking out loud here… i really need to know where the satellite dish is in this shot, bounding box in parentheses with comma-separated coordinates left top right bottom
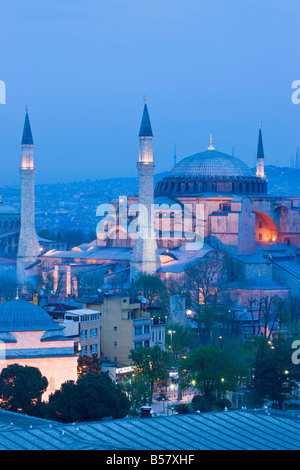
(98, 288, 102, 293)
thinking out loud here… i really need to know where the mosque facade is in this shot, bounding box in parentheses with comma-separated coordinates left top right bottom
(7, 104, 300, 308)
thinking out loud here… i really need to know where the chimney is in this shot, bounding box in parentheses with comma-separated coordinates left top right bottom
(140, 406, 152, 418)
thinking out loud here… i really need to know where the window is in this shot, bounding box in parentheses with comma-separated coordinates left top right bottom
(81, 346, 87, 355)
(114, 342, 117, 347)
(258, 233, 262, 241)
(134, 341, 143, 349)
(90, 344, 98, 354)
(144, 325, 150, 335)
(134, 326, 143, 335)
(259, 221, 263, 228)
(114, 326, 117, 331)
(81, 330, 87, 339)
(90, 328, 98, 338)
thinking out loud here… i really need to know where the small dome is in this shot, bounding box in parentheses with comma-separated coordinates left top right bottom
(168, 150, 254, 179)
(0, 300, 63, 332)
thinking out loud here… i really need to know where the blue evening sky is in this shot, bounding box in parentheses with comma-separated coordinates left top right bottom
(0, 0, 299, 184)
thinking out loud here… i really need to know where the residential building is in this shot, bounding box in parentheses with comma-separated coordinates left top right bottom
(62, 308, 101, 356)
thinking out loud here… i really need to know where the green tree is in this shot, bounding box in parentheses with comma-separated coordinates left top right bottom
(77, 354, 102, 379)
(165, 322, 197, 363)
(0, 364, 48, 415)
(133, 274, 168, 309)
(120, 373, 152, 417)
(179, 345, 246, 411)
(252, 336, 298, 410)
(38, 229, 57, 241)
(62, 229, 87, 249)
(41, 372, 130, 422)
(129, 345, 173, 403)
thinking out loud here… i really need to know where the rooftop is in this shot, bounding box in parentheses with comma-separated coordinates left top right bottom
(168, 149, 255, 179)
(0, 409, 299, 450)
(0, 300, 64, 332)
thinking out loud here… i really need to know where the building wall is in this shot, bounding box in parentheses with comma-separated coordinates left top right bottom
(228, 287, 289, 306)
(273, 264, 300, 297)
(0, 330, 77, 401)
(85, 296, 151, 367)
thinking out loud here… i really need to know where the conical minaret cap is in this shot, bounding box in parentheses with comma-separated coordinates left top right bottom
(139, 102, 153, 137)
(257, 123, 264, 160)
(21, 109, 34, 145)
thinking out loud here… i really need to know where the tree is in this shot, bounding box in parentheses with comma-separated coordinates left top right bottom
(40, 372, 130, 422)
(287, 296, 300, 334)
(182, 259, 229, 342)
(165, 322, 197, 363)
(183, 258, 228, 308)
(61, 229, 87, 249)
(133, 274, 168, 310)
(77, 354, 102, 379)
(38, 229, 57, 241)
(129, 345, 173, 403)
(179, 345, 246, 411)
(252, 336, 298, 410)
(0, 364, 48, 415)
(120, 373, 152, 417)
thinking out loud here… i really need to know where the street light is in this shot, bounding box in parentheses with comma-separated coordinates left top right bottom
(170, 383, 175, 413)
(168, 330, 176, 350)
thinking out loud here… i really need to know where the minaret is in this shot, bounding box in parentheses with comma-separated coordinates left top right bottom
(17, 108, 40, 286)
(130, 101, 160, 281)
(256, 123, 266, 179)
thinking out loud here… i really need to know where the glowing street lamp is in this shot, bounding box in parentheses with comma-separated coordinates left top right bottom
(168, 329, 176, 350)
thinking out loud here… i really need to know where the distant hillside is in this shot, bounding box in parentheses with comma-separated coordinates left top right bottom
(0, 167, 299, 236)
(263, 166, 300, 196)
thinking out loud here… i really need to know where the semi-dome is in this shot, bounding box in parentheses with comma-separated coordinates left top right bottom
(168, 150, 254, 179)
(0, 300, 64, 332)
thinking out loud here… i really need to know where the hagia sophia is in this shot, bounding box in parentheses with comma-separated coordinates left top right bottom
(2, 103, 300, 311)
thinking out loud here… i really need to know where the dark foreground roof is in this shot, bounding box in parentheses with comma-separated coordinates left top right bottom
(0, 409, 299, 450)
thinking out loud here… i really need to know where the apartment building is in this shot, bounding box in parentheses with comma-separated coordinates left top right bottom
(83, 293, 166, 367)
(62, 308, 101, 356)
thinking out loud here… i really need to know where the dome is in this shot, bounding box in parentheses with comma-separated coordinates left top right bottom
(169, 150, 254, 179)
(0, 300, 64, 332)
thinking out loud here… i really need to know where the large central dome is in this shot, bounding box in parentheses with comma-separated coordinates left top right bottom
(155, 146, 267, 196)
(169, 150, 254, 179)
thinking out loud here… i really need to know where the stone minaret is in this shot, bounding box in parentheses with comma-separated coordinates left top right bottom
(17, 109, 40, 286)
(256, 123, 266, 179)
(130, 101, 160, 281)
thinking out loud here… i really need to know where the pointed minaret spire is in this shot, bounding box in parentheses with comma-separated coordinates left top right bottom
(138, 100, 154, 164)
(139, 100, 153, 138)
(130, 100, 160, 280)
(17, 108, 40, 287)
(174, 144, 177, 167)
(21, 107, 34, 146)
(256, 122, 266, 178)
(21, 108, 34, 169)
